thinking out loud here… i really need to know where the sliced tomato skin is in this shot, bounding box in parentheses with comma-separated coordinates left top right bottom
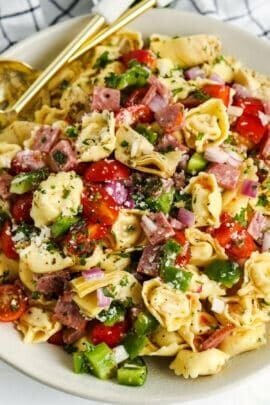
(116, 105, 153, 127)
(48, 330, 64, 346)
(202, 84, 230, 107)
(84, 160, 130, 183)
(122, 49, 156, 70)
(82, 185, 119, 226)
(173, 230, 191, 266)
(11, 193, 33, 223)
(234, 113, 266, 145)
(89, 320, 128, 348)
(233, 96, 264, 116)
(88, 223, 109, 240)
(0, 222, 19, 260)
(0, 284, 27, 322)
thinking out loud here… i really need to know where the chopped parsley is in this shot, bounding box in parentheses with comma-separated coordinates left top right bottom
(191, 89, 210, 101)
(53, 150, 68, 166)
(257, 194, 268, 207)
(93, 51, 112, 69)
(120, 140, 129, 147)
(66, 126, 78, 139)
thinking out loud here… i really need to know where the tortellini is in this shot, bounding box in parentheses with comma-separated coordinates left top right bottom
(0, 253, 18, 283)
(219, 324, 266, 357)
(150, 34, 221, 68)
(103, 30, 143, 53)
(17, 307, 61, 343)
(159, 70, 196, 101)
(142, 327, 187, 356)
(185, 228, 227, 267)
(115, 124, 182, 178)
(30, 171, 83, 228)
(252, 175, 270, 215)
(111, 209, 147, 250)
(142, 278, 196, 332)
(183, 99, 229, 152)
(75, 111, 116, 162)
(170, 349, 229, 378)
(0, 121, 37, 145)
(0, 142, 21, 168)
(19, 261, 36, 291)
(187, 264, 225, 299)
(185, 172, 222, 227)
(202, 55, 236, 83)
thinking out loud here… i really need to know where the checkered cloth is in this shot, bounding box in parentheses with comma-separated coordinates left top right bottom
(0, 0, 269, 53)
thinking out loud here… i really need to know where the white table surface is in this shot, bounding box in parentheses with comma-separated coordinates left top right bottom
(1, 359, 270, 405)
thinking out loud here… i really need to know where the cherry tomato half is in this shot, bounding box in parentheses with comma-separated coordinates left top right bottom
(173, 230, 191, 266)
(89, 320, 128, 348)
(202, 84, 231, 107)
(84, 160, 130, 183)
(11, 193, 33, 223)
(233, 96, 265, 116)
(122, 49, 157, 70)
(0, 284, 27, 322)
(48, 330, 64, 346)
(0, 222, 18, 260)
(234, 113, 266, 145)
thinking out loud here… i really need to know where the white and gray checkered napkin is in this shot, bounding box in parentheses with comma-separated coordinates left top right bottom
(0, 0, 270, 53)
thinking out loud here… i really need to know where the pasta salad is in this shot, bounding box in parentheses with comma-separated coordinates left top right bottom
(1, 29, 270, 386)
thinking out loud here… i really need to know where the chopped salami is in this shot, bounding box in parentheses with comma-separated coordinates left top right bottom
(156, 134, 182, 152)
(142, 76, 170, 113)
(141, 212, 175, 245)
(11, 150, 46, 174)
(247, 211, 266, 241)
(137, 245, 162, 276)
(173, 171, 186, 189)
(31, 125, 60, 153)
(201, 324, 235, 351)
(208, 163, 240, 190)
(63, 327, 86, 345)
(34, 271, 71, 297)
(49, 140, 77, 172)
(92, 86, 120, 112)
(0, 172, 12, 200)
(53, 291, 87, 331)
(155, 104, 184, 132)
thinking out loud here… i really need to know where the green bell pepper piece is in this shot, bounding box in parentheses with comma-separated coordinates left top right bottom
(135, 124, 158, 145)
(84, 343, 116, 380)
(204, 259, 241, 288)
(134, 312, 158, 336)
(10, 168, 49, 194)
(160, 266, 192, 292)
(105, 64, 149, 90)
(123, 333, 148, 360)
(73, 352, 90, 374)
(146, 189, 175, 214)
(51, 216, 80, 238)
(117, 358, 147, 387)
(187, 152, 208, 173)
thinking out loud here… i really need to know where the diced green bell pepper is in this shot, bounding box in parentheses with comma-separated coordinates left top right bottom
(187, 152, 208, 173)
(105, 64, 149, 90)
(135, 124, 158, 145)
(10, 168, 49, 194)
(97, 302, 126, 326)
(51, 215, 80, 238)
(160, 266, 192, 292)
(161, 239, 182, 267)
(146, 189, 175, 214)
(204, 259, 241, 288)
(123, 333, 148, 360)
(117, 358, 147, 387)
(84, 343, 117, 380)
(73, 352, 90, 374)
(134, 312, 158, 336)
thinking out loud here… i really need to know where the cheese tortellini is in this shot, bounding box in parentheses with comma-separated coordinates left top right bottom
(75, 111, 115, 162)
(183, 99, 229, 152)
(0, 142, 21, 168)
(30, 171, 83, 228)
(111, 209, 147, 250)
(185, 172, 222, 227)
(0, 253, 18, 283)
(115, 124, 182, 178)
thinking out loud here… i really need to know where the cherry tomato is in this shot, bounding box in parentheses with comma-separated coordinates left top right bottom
(82, 185, 119, 226)
(212, 214, 257, 261)
(84, 160, 130, 183)
(124, 87, 149, 107)
(0, 284, 27, 322)
(234, 113, 266, 145)
(48, 330, 64, 346)
(122, 49, 157, 70)
(233, 96, 265, 116)
(116, 105, 153, 127)
(11, 193, 33, 223)
(89, 320, 128, 348)
(202, 84, 231, 107)
(0, 222, 18, 260)
(88, 223, 109, 240)
(173, 230, 191, 266)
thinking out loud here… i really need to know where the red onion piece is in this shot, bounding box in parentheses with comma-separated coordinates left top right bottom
(263, 100, 270, 115)
(232, 83, 251, 98)
(177, 208, 195, 227)
(209, 73, 225, 84)
(169, 217, 185, 230)
(204, 147, 228, 163)
(184, 67, 205, 80)
(226, 150, 243, 168)
(148, 94, 168, 112)
(241, 179, 258, 198)
(82, 268, 104, 281)
(97, 288, 112, 308)
(104, 181, 128, 205)
(123, 194, 135, 209)
(258, 111, 270, 126)
(247, 212, 266, 241)
(262, 231, 270, 252)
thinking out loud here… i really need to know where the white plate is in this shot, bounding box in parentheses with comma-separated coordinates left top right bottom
(1, 9, 270, 404)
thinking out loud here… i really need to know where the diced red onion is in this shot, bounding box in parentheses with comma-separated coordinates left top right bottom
(228, 105, 244, 117)
(241, 179, 258, 198)
(204, 147, 228, 164)
(141, 215, 158, 233)
(209, 73, 225, 84)
(232, 83, 251, 98)
(113, 345, 129, 364)
(258, 111, 270, 126)
(263, 100, 270, 115)
(262, 231, 270, 252)
(97, 288, 112, 308)
(104, 181, 128, 205)
(177, 208, 195, 227)
(184, 67, 205, 80)
(211, 298, 225, 314)
(82, 268, 104, 281)
(169, 217, 185, 230)
(226, 150, 243, 168)
(123, 194, 135, 209)
(148, 94, 168, 112)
